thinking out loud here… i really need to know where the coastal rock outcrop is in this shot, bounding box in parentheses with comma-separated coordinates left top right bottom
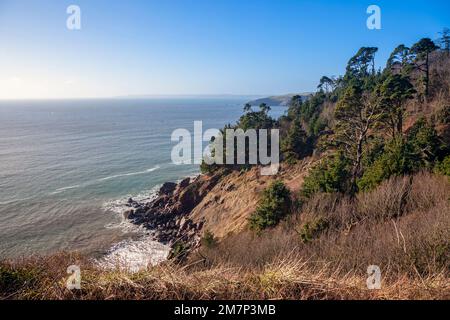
(159, 182, 177, 195)
(124, 173, 222, 255)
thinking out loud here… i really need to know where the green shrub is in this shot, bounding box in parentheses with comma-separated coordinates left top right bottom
(299, 218, 330, 243)
(435, 155, 450, 176)
(407, 117, 443, 166)
(169, 242, 188, 260)
(310, 115, 328, 136)
(0, 265, 39, 295)
(200, 160, 215, 175)
(358, 138, 422, 191)
(301, 152, 351, 198)
(249, 181, 291, 232)
(437, 105, 450, 125)
(201, 230, 218, 248)
(281, 119, 309, 162)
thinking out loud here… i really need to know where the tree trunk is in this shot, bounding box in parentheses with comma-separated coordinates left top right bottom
(351, 134, 364, 194)
(396, 107, 403, 136)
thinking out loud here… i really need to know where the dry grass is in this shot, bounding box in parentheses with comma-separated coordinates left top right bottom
(1, 253, 448, 300)
(197, 172, 449, 297)
(1, 172, 448, 300)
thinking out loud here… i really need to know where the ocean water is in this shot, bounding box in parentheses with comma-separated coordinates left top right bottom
(0, 98, 285, 267)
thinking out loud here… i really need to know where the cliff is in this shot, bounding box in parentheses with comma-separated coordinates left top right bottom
(123, 158, 319, 256)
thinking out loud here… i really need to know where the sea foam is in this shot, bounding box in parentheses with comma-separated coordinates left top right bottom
(98, 166, 160, 182)
(97, 237, 170, 272)
(99, 185, 168, 272)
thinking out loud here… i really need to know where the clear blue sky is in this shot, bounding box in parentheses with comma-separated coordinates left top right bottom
(0, 0, 448, 99)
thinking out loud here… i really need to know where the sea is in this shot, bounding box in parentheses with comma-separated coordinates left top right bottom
(0, 98, 285, 270)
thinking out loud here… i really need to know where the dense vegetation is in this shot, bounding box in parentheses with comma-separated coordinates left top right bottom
(204, 34, 447, 184)
(299, 36, 450, 198)
(201, 30, 450, 234)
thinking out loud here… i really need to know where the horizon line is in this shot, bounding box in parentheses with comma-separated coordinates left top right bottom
(0, 92, 314, 102)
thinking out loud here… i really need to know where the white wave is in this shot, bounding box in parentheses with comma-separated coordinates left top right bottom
(0, 196, 34, 205)
(98, 174, 200, 272)
(98, 166, 160, 182)
(49, 184, 82, 195)
(102, 185, 161, 216)
(99, 184, 171, 271)
(104, 218, 150, 234)
(96, 237, 170, 272)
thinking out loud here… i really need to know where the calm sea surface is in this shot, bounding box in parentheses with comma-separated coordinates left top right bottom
(0, 98, 285, 264)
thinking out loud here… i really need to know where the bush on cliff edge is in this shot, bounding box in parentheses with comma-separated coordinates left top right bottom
(249, 180, 291, 232)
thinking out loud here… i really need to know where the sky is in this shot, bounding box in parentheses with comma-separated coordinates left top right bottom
(0, 0, 448, 99)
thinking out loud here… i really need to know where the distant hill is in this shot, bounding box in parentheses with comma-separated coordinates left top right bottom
(247, 93, 312, 106)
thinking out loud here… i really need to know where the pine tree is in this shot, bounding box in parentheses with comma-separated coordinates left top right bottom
(334, 84, 381, 193)
(438, 28, 450, 55)
(375, 74, 416, 138)
(281, 118, 309, 162)
(410, 38, 439, 97)
(386, 44, 411, 73)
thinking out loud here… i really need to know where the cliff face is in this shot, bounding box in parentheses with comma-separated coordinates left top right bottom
(124, 157, 319, 253)
(189, 159, 317, 238)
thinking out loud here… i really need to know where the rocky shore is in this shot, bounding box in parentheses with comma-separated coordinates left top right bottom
(122, 173, 222, 257)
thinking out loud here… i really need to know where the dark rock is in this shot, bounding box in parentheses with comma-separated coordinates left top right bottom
(134, 207, 146, 215)
(123, 173, 222, 259)
(177, 186, 198, 213)
(151, 195, 169, 209)
(178, 177, 191, 189)
(159, 182, 177, 196)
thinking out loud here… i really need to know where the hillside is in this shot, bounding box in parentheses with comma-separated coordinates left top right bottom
(189, 160, 316, 238)
(1, 167, 448, 300)
(1, 34, 449, 300)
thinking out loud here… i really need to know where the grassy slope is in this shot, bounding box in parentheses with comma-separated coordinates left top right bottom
(1, 172, 448, 300)
(0, 253, 448, 300)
